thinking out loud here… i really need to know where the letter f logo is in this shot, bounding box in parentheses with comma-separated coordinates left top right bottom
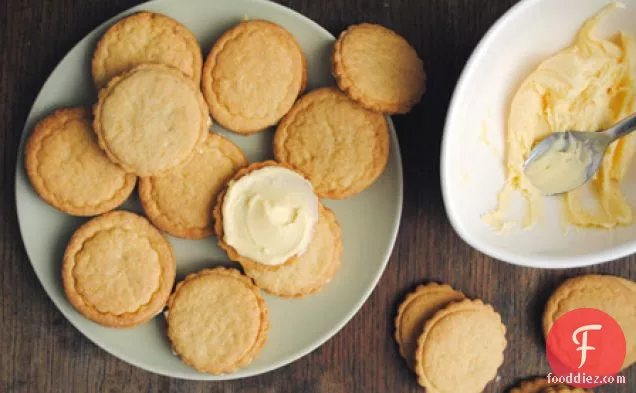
(546, 308, 625, 388)
(572, 324, 602, 368)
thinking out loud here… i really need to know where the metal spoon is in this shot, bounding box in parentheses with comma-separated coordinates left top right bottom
(523, 113, 636, 195)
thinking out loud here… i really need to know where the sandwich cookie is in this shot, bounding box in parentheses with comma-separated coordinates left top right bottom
(213, 161, 319, 271)
(202, 20, 307, 134)
(25, 107, 136, 216)
(274, 87, 389, 199)
(394, 283, 465, 370)
(166, 267, 269, 374)
(415, 299, 507, 393)
(245, 204, 342, 297)
(332, 23, 426, 114)
(62, 211, 176, 327)
(94, 63, 209, 176)
(92, 11, 202, 89)
(139, 133, 247, 239)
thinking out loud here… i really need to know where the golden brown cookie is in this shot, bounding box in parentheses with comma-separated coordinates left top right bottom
(415, 299, 507, 393)
(25, 107, 136, 216)
(394, 283, 465, 370)
(94, 63, 209, 177)
(274, 87, 390, 199)
(92, 11, 202, 89)
(244, 204, 342, 297)
(201, 20, 307, 134)
(139, 133, 247, 239)
(543, 274, 636, 371)
(508, 378, 565, 393)
(213, 160, 319, 272)
(541, 387, 590, 393)
(332, 23, 426, 114)
(62, 211, 176, 328)
(166, 267, 269, 374)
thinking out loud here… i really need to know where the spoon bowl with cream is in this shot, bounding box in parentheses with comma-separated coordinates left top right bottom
(524, 113, 636, 195)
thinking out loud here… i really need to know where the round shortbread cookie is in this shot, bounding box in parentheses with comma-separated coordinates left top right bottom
(94, 63, 209, 176)
(332, 23, 426, 114)
(202, 20, 307, 134)
(508, 378, 566, 393)
(244, 204, 342, 297)
(415, 299, 507, 393)
(213, 160, 319, 272)
(25, 107, 136, 216)
(92, 11, 202, 89)
(541, 387, 590, 393)
(62, 211, 176, 328)
(139, 133, 247, 239)
(394, 283, 465, 370)
(274, 87, 390, 199)
(543, 275, 636, 371)
(166, 267, 269, 374)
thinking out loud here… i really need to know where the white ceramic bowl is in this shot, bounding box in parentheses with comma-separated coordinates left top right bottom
(441, 0, 636, 268)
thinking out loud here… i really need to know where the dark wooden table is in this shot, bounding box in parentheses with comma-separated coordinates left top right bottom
(1, 0, 635, 392)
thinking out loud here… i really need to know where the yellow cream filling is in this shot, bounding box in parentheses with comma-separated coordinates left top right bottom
(486, 2, 636, 230)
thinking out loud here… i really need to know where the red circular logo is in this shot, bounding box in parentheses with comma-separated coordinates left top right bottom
(546, 308, 626, 388)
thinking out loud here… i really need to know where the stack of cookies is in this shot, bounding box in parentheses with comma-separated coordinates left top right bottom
(394, 283, 507, 393)
(25, 10, 425, 375)
(393, 274, 636, 392)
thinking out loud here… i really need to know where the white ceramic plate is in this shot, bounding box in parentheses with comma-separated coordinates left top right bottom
(441, 0, 636, 268)
(15, 0, 403, 380)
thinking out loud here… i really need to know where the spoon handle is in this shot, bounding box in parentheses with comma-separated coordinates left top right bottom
(608, 112, 636, 141)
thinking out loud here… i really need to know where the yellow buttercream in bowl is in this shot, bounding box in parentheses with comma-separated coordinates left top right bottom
(486, 2, 636, 230)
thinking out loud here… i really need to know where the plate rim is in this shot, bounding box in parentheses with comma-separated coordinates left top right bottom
(14, 0, 404, 380)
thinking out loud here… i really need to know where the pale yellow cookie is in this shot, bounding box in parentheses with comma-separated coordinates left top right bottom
(543, 274, 636, 371)
(415, 299, 507, 393)
(394, 283, 465, 370)
(92, 11, 202, 89)
(25, 107, 136, 216)
(508, 378, 566, 393)
(94, 63, 209, 176)
(213, 161, 319, 272)
(244, 204, 342, 297)
(332, 23, 426, 114)
(202, 20, 307, 134)
(274, 87, 389, 199)
(166, 267, 269, 374)
(62, 211, 176, 328)
(139, 133, 247, 239)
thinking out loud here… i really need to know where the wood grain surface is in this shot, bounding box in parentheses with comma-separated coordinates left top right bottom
(1, 0, 634, 392)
